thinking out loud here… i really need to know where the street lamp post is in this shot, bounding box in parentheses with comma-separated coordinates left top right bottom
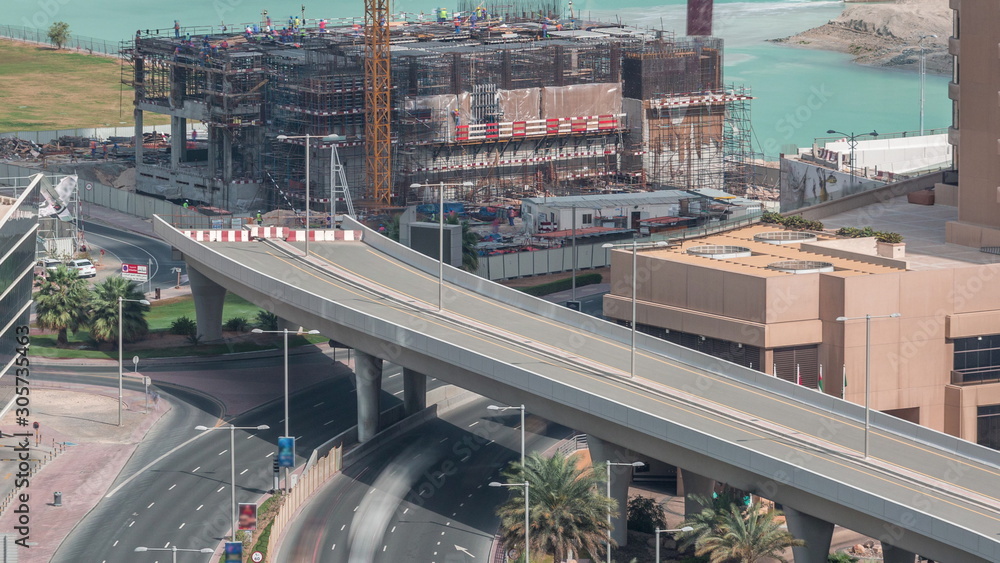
(919, 34, 937, 136)
(602, 240, 668, 378)
(490, 481, 529, 563)
(133, 546, 214, 563)
(605, 460, 645, 563)
(276, 134, 342, 256)
(118, 296, 150, 426)
(409, 181, 473, 311)
(826, 130, 878, 191)
(252, 327, 319, 492)
(655, 527, 693, 563)
(835, 313, 900, 458)
(195, 423, 270, 540)
(487, 404, 525, 469)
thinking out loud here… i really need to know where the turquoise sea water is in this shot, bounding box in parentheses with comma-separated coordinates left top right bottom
(3, 0, 950, 157)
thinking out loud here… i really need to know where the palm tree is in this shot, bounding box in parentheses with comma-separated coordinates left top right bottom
(496, 452, 615, 562)
(89, 276, 149, 345)
(693, 501, 805, 563)
(35, 265, 91, 347)
(677, 491, 745, 553)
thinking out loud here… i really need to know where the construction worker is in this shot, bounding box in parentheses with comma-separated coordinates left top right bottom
(174, 19, 180, 38)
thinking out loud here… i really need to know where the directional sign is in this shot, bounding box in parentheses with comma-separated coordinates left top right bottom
(121, 263, 149, 282)
(455, 545, 476, 558)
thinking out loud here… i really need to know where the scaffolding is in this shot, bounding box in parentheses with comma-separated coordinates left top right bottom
(122, 7, 756, 214)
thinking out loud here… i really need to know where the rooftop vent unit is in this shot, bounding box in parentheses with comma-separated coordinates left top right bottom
(686, 245, 752, 259)
(766, 260, 834, 274)
(753, 231, 817, 245)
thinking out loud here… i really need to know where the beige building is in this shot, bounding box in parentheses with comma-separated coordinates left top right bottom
(603, 222, 1000, 449)
(946, 0, 1000, 248)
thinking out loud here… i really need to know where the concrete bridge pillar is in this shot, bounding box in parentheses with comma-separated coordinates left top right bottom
(881, 543, 917, 563)
(783, 506, 834, 563)
(171, 116, 185, 170)
(402, 368, 427, 416)
(678, 469, 716, 517)
(187, 265, 225, 341)
(355, 351, 383, 443)
(586, 435, 632, 547)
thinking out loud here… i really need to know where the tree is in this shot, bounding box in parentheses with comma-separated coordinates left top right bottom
(47, 22, 71, 50)
(35, 265, 90, 347)
(495, 452, 615, 562)
(691, 501, 805, 563)
(89, 276, 149, 345)
(444, 215, 481, 272)
(627, 494, 667, 534)
(677, 492, 743, 553)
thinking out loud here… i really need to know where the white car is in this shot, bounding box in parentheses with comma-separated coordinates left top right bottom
(66, 259, 97, 278)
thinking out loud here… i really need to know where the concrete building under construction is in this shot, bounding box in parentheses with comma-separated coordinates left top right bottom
(120, 1, 753, 215)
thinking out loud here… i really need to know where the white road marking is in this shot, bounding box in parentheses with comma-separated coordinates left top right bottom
(354, 505, 359, 512)
(383, 546, 387, 552)
(314, 401, 325, 407)
(147, 502, 155, 509)
(393, 390, 403, 396)
(179, 522, 185, 529)
(247, 435, 253, 440)
(113, 541, 118, 547)
(106, 433, 212, 498)
(439, 438, 448, 443)
(403, 508, 409, 514)
(296, 435, 303, 440)
(218, 450, 228, 456)
(331, 544, 336, 551)
(446, 521, 451, 526)
(390, 526, 396, 533)
(340, 524, 346, 531)
(368, 488, 376, 495)
(196, 504, 203, 511)
(164, 541, 170, 548)
(168, 484, 176, 491)
(324, 419, 335, 425)
(266, 452, 275, 458)
(468, 421, 479, 427)
(129, 522, 134, 527)
(240, 469, 249, 475)
(192, 466, 200, 472)
(217, 486, 225, 493)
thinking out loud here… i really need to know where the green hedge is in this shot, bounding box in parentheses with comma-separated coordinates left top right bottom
(518, 273, 603, 297)
(835, 226, 903, 243)
(762, 212, 824, 231)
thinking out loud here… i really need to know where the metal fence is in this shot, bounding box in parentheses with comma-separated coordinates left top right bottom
(0, 25, 120, 56)
(0, 125, 174, 145)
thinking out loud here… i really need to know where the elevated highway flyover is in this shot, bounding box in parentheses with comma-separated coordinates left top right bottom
(153, 216, 1000, 563)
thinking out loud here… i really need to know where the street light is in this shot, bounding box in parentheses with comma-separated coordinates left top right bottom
(826, 130, 878, 191)
(490, 480, 530, 563)
(409, 181, 474, 311)
(252, 327, 320, 492)
(133, 546, 214, 563)
(605, 460, 645, 563)
(487, 404, 525, 469)
(919, 34, 937, 136)
(118, 296, 150, 426)
(655, 527, 694, 563)
(835, 313, 900, 459)
(276, 133, 342, 257)
(602, 240, 669, 377)
(195, 423, 270, 540)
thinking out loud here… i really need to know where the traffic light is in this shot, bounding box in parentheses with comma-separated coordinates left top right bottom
(273, 459, 279, 474)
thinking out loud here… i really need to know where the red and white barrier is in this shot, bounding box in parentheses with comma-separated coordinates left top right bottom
(180, 227, 361, 243)
(284, 229, 363, 242)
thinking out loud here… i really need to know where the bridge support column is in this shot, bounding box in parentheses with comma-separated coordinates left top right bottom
(355, 351, 383, 443)
(402, 368, 426, 416)
(881, 543, 917, 563)
(783, 507, 833, 563)
(678, 469, 716, 517)
(187, 266, 225, 341)
(586, 435, 631, 547)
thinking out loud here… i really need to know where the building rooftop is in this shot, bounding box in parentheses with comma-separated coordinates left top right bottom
(643, 223, 907, 277)
(818, 194, 1000, 270)
(523, 190, 702, 208)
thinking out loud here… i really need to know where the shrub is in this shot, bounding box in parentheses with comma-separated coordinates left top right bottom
(186, 332, 203, 345)
(255, 310, 279, 331)
(875, 231, 903, 244)
(627, 495, 666, 534)
(224, 316, 250, 332)
(836, 226, 903, 243)
(828, 553, 859, 563)
(760, 211, 784, 224)
(762, 212, 823, 231)
(169, 316, 197, 336)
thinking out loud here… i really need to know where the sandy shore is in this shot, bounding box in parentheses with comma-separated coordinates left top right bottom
(770, 0, 952, 75)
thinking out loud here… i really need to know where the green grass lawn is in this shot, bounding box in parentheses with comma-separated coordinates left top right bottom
(0, 39, 169, 132)
(32, 293, 327, 359)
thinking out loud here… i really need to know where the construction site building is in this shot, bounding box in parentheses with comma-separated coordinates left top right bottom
(120, 5, 754, 215)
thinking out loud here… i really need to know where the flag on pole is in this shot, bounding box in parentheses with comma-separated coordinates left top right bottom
(796, 364, 801, 386)
(818, 364, 824, 393)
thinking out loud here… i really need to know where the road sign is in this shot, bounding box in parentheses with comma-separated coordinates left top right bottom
(278, 437, 295, 468)
(251, 552, 264, 563)
(121, 263, 149, 282)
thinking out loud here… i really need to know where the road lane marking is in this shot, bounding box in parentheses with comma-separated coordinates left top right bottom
(217, 486, 225, 493)
(383, 546, 387, 552)
(106, 433, 214, 498)
(240, 469, 248, 475)
(468, 421, 479, 427)
(403, 508, 408, 514)
(393, 390, 403, 396)
(354, 505, 359, 512)
(266, 452, 275, 457)
(390, 526, 396, 533)
(296, 435, 303, 440)
(439, 438, 448, 443)
(218, 449, 228, 456)
(314, 401, 325, 407)
(168, 484, 176, 491)
(340, 524, 346, 531)
(324, 420, 335, 425)
(179, 522, 185, 529)
(368, 488, 376, 495)
(113, 541, 118, 547)
(196, 504, 203, 511)
(331, 544, 336, 551)
(147, 502, 155, 509)
(192, 466, 200, 472)
(129, 522, 134, 527)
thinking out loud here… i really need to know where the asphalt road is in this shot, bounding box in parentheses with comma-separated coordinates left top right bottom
(276, 397, 571, 563)
(47, 351, 435, 563)
(82, 220, 184, 288)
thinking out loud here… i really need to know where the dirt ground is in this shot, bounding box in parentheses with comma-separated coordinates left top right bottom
(3, 388, 162, 444)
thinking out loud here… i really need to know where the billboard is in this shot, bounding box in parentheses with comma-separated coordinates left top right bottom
(121, 263, 149, 282)
(238, 503, 257, 531)
(277, 436, 295, 468)
(224, 542, 242, 563)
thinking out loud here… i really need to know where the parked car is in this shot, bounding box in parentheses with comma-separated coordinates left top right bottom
(37, 258, 61, 272)
(66, 259, 97, 278)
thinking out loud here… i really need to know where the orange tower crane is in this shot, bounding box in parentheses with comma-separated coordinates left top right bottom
(364, 0, 393, 206)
